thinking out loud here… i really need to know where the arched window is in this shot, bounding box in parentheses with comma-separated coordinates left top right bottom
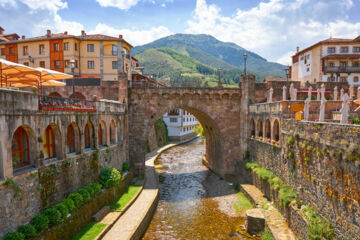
(85, 123, 91, 149)
(250, 119, 255, 137)
(117, 119, 122, 143)
(265, 119, 271, 139)
(12, 127, 30, 169)
(257, 119, 263, 137)
(110, 120, 116, 144)
(67, 124, 75, 153)
(273, 120, 280, 141)
(98, 121, 106, 146)
(44, 126, 56, 159)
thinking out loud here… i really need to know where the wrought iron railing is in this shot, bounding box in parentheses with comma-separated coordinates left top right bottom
(38, 95, 96, 112)
(324, 66, 360, 73)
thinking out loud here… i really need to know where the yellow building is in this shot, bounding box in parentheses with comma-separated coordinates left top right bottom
(0, 29, 133, 82)
(291, 36, 360, 86)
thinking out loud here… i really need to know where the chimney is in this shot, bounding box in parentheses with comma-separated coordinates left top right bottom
(119, 34, 123, 40)
(22, 35, 25, 40)
(64, 31, 68, 35)
(81, 30, 86, 38)
(46, 29, 51, 37)
(0, 27, 4, 35)
(296, 46, 299, 53)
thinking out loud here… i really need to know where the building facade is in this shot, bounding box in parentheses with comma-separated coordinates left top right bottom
(163, 109, 198, 141)
(291, 36, 360, 86)
(0, 28, 133, 82)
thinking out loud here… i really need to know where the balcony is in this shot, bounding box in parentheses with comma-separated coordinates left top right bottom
(323, 66, 360, 74)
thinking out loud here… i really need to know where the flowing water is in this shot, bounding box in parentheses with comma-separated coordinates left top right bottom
(142, 138, 253, 240)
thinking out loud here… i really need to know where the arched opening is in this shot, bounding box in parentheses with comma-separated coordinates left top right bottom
(117, 118, 122, 143)
(12, 126, 30, 170)
(257, 119, 263, 137)
(250, 119, 255, 137)
(265, 119, 271, 139)
(85, 121, 95, 150)
(49, 92, 62, 98)
(69, 92, 86, 100)
(273, 119, 280, 142)
(67, 122, 80, 154)
(43, 124, 62, 160)
(98, 121, 107, 147)
(110, 120, 116, 145)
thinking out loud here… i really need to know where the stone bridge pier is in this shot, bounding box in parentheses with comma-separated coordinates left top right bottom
(128, 77, 254, 181)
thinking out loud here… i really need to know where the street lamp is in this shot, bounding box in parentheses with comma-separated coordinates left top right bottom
(70, 58, 76, 98)
(243, 53, 247, 79)
(285, 65, 290, 100)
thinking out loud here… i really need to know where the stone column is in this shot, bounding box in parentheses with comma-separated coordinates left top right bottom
(304, 97, 310, 121)
(319, 97, 327, 122)
(340, 88, 344, 101)
(317, 88, 320, 100)
(289, 83, 294, 100)
(308, 86, 312, 100)
(340, 93, 350, 124)
(282, 85, 287, 101)
(292, 88, 297, 101)
(349, 85, 354, 100)
(334, 86, 338, 101)
(321, 83, 325, 100)
(268, 87, 273, 103)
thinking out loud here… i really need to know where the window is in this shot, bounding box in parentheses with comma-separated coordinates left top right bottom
(54, 43, 60, 52)
(67, 125, 75, 153)
(64, 60, 70, 68)
(88, 61, 95, 69)
(12, 127, 30, 169)
(85, 123, 91, 149)
(170, 118, 177, 122)
(112, 61, 118, 69)
(110, 121, 116, 144)
(39, 61, 45, 68)
(340, 61, 347, 68)
(328, 47, 336, 54)
(39, 44, 45, 55)
(87, 44, 94, 52)
(354, 76, 359, 83)
(329, 62, 335, 67)
(340, 47, 349, 53)
(54, 60, 60, 69)
(327, 76, 335, 82)
(0, 48, 5, 56)
(9, 47, 14, 55)
(43, 126, 56, 159)
(23, 62, 29, 66)
(75, 60, 78, 68)
(112, 45, 118, 56)
(74, 43, 78, 51)
(340, 76, 347, 82)
(23, 46, 28, 56)
(353, 61, 359, 67)
(64, 42, 70, 51)
(353, 47, 360, 52)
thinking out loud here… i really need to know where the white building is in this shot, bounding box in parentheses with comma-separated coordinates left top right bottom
(163, 109, 198, 141)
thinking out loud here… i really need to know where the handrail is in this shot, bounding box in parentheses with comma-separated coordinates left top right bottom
(38, 95, 96, 112)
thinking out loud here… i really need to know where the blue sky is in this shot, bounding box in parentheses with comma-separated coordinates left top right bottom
(1, 0, 360, 64)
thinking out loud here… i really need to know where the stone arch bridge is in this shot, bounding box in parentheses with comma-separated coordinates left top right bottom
(128, 81, 253, 181)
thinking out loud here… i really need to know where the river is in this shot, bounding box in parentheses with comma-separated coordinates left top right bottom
(142, 138, 253, 240)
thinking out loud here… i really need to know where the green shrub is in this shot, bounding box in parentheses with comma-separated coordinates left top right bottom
(99, 168, 121, 188)
(68, 193, 84, 208)
(44, 208, 61, 225)
(4, 232, 25, 240)
(245, 162, 258, 170)
(302, 206, 336, 240)
(255, 167, 274, 181)
(122, 162, 131, 172)
(287, 136, 295, 145)
(30, 214, 49, 233)
(89, 183, 102, 196)
(352, 117, 360, 125)
(18, 225, 37, 239)
(54, 203, 69, 219)
(84, 185, 95, 198)
(288, 151, 294, 159)
(63, 198, 75, 212)
(279, 185, 297, 207)
(78, 188, 91, 202)
(268, 176, 283, 190)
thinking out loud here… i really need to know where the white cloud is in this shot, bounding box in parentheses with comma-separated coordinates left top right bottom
(89, 23, 173, 46)
(19, 0, 67, 12)
(95, 0, 139, 10)
(161, 3, 165, 7)
(0, 0, 16, 7)
(186, 0, 360, 64)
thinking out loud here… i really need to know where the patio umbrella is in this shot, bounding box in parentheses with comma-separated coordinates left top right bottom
(6, 80, 65, 88)
(0, 58, 40, 87)
(354, 99, 360, 105)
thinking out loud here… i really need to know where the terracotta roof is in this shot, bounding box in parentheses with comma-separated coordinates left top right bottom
(0, 32, 133, 47)
(0, 36, 9, 42)
(322, 54, 360, 59)
(293, 36, 360, 57)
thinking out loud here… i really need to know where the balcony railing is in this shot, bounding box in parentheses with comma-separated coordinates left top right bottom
(39, 95, 96, 112)
(324, 66, 360, 73)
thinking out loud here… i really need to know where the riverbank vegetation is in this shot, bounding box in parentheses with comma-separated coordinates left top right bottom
(194, 124, 205, 138)
(234, 192, 253, 213)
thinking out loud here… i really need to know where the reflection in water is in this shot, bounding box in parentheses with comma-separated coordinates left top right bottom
(142, 138, 251, 240)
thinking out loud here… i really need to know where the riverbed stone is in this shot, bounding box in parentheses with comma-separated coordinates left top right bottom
(245, 208, 265, 235)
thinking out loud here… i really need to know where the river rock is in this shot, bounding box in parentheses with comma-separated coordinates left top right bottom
(245, 209, 265, 235)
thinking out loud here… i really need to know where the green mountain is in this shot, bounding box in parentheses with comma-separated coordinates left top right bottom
(133, 33, 285, 77)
